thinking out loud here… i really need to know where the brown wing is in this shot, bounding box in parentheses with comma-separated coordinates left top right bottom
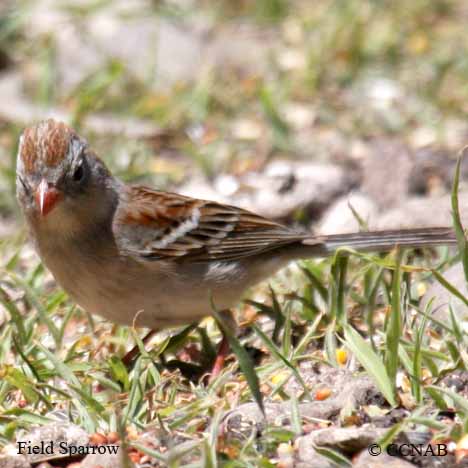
(113, 187, 306, 262)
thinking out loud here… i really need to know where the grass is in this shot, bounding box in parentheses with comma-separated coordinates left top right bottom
(1, 0, 468, 466)
(1, 233, 466, 464)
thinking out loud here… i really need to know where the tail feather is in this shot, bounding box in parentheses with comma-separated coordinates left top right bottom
(302, 227, 457, 255)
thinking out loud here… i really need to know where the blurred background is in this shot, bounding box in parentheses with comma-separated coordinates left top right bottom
(1, 0, 468, 236)
(2, 2, 468, 463)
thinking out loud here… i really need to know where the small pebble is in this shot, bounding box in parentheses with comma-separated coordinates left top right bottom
(89, 433, 108, 445)
(128, 451, 142, 463)
(315, 388, 332, 401)
(107, 432, 120, 444)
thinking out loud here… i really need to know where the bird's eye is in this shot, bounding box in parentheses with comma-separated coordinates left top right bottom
(72, 163, 84, 182)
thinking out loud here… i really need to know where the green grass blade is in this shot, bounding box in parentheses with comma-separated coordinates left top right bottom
(451, 147, 468, 282)
(213, 310, 264, 415)
(300, 264, 328, 302)
(343, 324, 396, 406)
(253, 323, 312, 400)
(385, 249, 403, 390)
(431, 269, 468, 307)
(427, 385, 468, 415)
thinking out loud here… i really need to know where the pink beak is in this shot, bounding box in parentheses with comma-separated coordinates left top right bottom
(35, 179, 62, 217)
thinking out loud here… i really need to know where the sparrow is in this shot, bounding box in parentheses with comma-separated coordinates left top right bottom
(16, 119, 457, 333)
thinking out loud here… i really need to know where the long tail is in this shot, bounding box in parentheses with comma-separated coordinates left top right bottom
(302, 227, 457, 256)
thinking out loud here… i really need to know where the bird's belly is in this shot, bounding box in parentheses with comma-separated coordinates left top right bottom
(74, 275, 245, 329)
(41, 245, 287, 330)
(91, 289, 239, 329)
(44, 255, 252, 329)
